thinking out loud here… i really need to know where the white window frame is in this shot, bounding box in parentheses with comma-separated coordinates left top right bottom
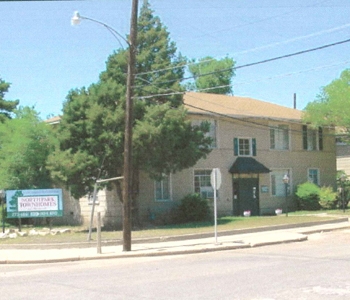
(303, 126, 323, 151)
(194, 169, 216, 199)
(308, 168, 320, 185)
(336, 136, 347, 145)
(192, 119, 217, 149)
(269, 123, 290, 150)
(238, 137, 253, 156)
(154, 174, 172, 201)
(88, 192, 99, 205)
(271, 169, 292, 197)
(307, 129, 318, 151)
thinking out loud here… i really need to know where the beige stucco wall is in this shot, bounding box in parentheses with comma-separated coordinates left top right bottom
(79, 188, 123, 229)
(135, 116, 336, 221)
(336, 144, 350, 175)
(48, 189, 83, 226)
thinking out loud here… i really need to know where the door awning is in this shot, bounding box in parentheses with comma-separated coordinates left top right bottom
(229, 157, 270, 174)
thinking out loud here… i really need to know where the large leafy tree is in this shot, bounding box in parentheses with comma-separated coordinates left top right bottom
(0, 107, 56, 189)
(0, 78, 19, 122)
(49, 0, 212, 209)
(187, 56, 235, 95)
(304, 69, 350, 134)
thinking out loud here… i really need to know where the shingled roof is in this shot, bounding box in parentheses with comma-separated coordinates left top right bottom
(45, 92, 303, 124)
(183, 92, 303, 122)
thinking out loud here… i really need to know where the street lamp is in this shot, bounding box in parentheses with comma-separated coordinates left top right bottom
(0, 190, 5, 233)
(340, 174, 347, 212)
(283, 174, 289, 217)
(71, 11, 128, 49)
(71, 0, 138, 252)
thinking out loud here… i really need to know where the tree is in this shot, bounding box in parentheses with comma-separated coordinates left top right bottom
(0, 107, 56, 189)
(187, 56, 235, 95)
(100, 0, 187, 107)
(133, 103, 212, 179)
(48, 0, 212, 223)
(0, 78, 19, 122)
(303, 69, 350, 133)
(48, 83, 126, 198)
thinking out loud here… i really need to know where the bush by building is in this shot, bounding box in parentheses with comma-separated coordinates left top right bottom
(296, 182, 337, 210)
(173, 193, 210, 223)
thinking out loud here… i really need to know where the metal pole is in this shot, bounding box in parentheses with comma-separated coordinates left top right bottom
(87, 183, 98, 241)
(2, 198, 4, 233)
(97, 212, 102, 254)
(285, 183, 288, 217)
(213, 169, 218, 244)
(122, 0, 138, 252)
(342, 181, 345, 213)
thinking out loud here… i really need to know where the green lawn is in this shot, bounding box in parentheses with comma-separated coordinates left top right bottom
(0, 210, 348, 245)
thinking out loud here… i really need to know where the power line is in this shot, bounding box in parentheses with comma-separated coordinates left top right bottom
(134, 63, 335, 138)
(134, 36, 350, 90)
(183, 93, 335, 139)
(186, 0, 330, 41)
(134, 72, 334, 138)
(231, 37, 350, 72)
(135, 20, 350, 78)
(135, 58, 350, 100)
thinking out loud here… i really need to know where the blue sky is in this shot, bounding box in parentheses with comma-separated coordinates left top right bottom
(1, 0, 350, 118)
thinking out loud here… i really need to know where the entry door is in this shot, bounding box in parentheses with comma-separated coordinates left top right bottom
(233, 178, 259, 216)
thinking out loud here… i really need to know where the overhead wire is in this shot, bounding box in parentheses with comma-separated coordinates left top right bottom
(134, 64, 336, 140)
(134, 36, 350, 90)
(134, 19, 350, 78)
(103, 2, 346, 139)
(134, 58, 350, 101)
(182, 93, 336, 139)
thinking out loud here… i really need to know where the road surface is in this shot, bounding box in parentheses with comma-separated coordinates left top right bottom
(1, 230, 350, 299)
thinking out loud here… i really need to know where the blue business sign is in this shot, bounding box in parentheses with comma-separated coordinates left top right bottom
(6, 189, 63, 218)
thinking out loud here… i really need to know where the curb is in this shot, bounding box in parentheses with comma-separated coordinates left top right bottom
(0, 233, 309, 264)
(1, 217, 348, 250)
(0, 218, 348, 264)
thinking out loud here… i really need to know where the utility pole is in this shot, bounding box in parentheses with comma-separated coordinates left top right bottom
(123, 0, 138, 252)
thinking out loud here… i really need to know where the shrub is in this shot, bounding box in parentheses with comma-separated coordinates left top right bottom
(295, 182, 321, 210)
(337, 171, 350, 209)
(296, 182, 338, 210)
(319, 186, 338, 209)
(174, 194, 210, 223)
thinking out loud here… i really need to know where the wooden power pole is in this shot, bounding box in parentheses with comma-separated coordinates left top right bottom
(122, 0, 139, 252)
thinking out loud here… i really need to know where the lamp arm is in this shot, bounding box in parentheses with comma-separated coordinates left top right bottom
(73, 13, 130, 49)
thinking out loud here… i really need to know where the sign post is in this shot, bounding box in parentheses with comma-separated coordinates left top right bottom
(210, 168, 221, 244)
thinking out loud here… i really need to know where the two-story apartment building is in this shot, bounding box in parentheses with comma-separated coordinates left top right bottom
(136, 92, 336, 220)
(53, 92, 337, 227)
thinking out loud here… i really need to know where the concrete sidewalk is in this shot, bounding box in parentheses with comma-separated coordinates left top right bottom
(0, 220, 349, 264)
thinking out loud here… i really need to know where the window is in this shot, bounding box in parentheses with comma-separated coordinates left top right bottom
(336, 135, 350, 145)
(192, 119, 217, 148)
(308, 168, 319, 185)
(234, 138, 256, 156)
(155, 174, 171, 201)
(302, 125, 323, 151)
(271, 169, 291, 196)
(194, 169, 215, 199)
(270, 124, 289, 150)
(88, 192, 99, 205)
